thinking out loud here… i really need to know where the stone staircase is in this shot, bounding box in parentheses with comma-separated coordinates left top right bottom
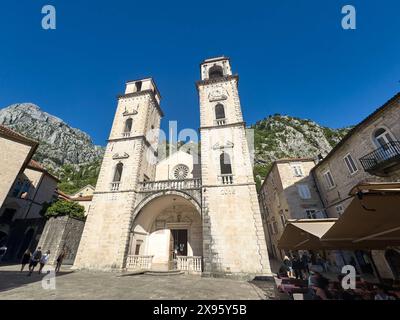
(144, 270, 185, 276)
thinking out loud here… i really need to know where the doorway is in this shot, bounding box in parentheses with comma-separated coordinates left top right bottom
(171, 229, 188, 259)
(17, 229, 35, 259)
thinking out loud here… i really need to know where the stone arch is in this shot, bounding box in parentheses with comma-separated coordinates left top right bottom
(124, 118, 133, 133)
(215, 103, 226, 120)
(126, 190, 203, 269)
(209, 65, 224, 79)
(371, 125, 396, 147)
(131, 190, 201, 223)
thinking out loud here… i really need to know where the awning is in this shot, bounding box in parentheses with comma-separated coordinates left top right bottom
(278, 219, 337, 250)
(349, 182, 400, 196)
(321, 193, 400, 250)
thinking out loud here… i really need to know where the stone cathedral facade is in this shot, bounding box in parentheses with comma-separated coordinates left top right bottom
(73, 57, 272, 279)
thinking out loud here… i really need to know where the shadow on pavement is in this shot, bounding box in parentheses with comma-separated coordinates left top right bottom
(0, 269, 74, 293)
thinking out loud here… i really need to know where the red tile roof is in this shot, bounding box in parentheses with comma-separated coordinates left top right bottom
(274, 158, 315, 163)
(72, 195, 93, 201)
(27, 160, 60, 182)
(28, 159, 45, 171)
(56, 189, 71, 201)
(0, 125, 38, 147)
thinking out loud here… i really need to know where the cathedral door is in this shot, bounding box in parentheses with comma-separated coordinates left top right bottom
(171, 229, 188, 259)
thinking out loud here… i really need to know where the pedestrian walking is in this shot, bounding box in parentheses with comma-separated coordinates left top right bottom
(21, 249, 31, 272)
(301, 253, 310, 277)
(28, 247, 42, 276)
(0, 245, 7, 263)
(38, 250, 50, 274)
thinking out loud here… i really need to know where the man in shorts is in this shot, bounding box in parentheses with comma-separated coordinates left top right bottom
(28, 247, 42, 276)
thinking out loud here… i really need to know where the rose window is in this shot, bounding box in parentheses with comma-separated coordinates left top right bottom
(173, 164, 189, 180)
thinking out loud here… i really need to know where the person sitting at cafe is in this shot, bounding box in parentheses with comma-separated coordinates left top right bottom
(278, 263, 290, 278)
(292, 256, 303, 280)
(283, 255, 293, 277)
(312, 271, 332, 300)
(374, 285, 396, 300)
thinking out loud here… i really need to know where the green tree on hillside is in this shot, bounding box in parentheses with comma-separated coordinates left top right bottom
(41, 200, 85, 221)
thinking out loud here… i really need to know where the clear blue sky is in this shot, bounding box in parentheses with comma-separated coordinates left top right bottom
(0, 0, 399, 145)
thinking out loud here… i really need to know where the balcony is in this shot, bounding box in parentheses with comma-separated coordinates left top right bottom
(214, 118, 226, 126)
(219, 174, 234, 185)
(122, 132, 131, 138)
(359, 141, 400, 176)
(110, 182, 120, 191)
(139, 178, 202, 192)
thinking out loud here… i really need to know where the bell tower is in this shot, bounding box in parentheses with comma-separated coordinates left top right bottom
(197, 57, 272, 278)
(74, 78, 163, 270)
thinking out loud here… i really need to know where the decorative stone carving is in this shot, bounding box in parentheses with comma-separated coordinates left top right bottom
(212, 141, 234, 150)
(208, 88, 228, 102)
(173, 164, 189, 180)
(123, 105, 139, 116)
(112, 152, 129, 160)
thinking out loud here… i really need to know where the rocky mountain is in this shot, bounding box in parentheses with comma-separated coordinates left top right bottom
(0, 103, 104, 171)
(0, 103, 351, 193)
(251, 114, 351, 187)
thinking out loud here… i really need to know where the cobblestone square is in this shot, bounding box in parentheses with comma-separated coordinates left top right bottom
(0, 265, 275, 300)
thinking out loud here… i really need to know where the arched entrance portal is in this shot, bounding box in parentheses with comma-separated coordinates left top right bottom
(127, 193, 202, 272)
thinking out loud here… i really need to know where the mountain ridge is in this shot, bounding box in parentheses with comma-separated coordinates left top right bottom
(0, 103, 351, 193)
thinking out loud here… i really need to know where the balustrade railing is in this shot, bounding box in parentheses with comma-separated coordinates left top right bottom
(219, 174, 234, 185)
(140, 178, 201, 192)
(110, 182, 120, 191)
(126, 255, 154, 270)
(177, 256, 202, 273)
(359, 141, 400, 171)
(215, 118, 227, 126)
(122, 132, 131, 138)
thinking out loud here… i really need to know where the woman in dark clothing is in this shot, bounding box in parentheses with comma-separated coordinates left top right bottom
(292, 256, 303, 280)
(20, 250, 31, 272)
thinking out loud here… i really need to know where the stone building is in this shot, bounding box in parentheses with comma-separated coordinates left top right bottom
(0, 158, 59, 261)
(258, 158, 325, 259)
(73, 57, 272, 278)
(259, 92, 400, 280)
(68, 185, 95, 216)
(0, 125, 38, 211)
(312, 92, 400, 280)
(71, 185, 95, 198)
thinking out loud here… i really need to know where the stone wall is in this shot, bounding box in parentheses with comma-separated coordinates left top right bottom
(2, 218, 45, 261)
(313, 96, 400, 217)
(38, 216, 85, 265)
(0, 136, 32, 208)
(259, 159, 325, 260)
(312, 94, 400, 280)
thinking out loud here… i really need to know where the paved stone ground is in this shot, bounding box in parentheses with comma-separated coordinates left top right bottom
(0, 265, 275, 300)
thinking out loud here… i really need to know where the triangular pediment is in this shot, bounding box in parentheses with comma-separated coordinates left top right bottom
(212, 141, 234, 150)
(112, 152, 130, 160)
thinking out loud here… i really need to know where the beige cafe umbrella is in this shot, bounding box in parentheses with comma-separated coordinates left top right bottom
(278, 219, 337, 250)
(321, 192, 400, 250)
